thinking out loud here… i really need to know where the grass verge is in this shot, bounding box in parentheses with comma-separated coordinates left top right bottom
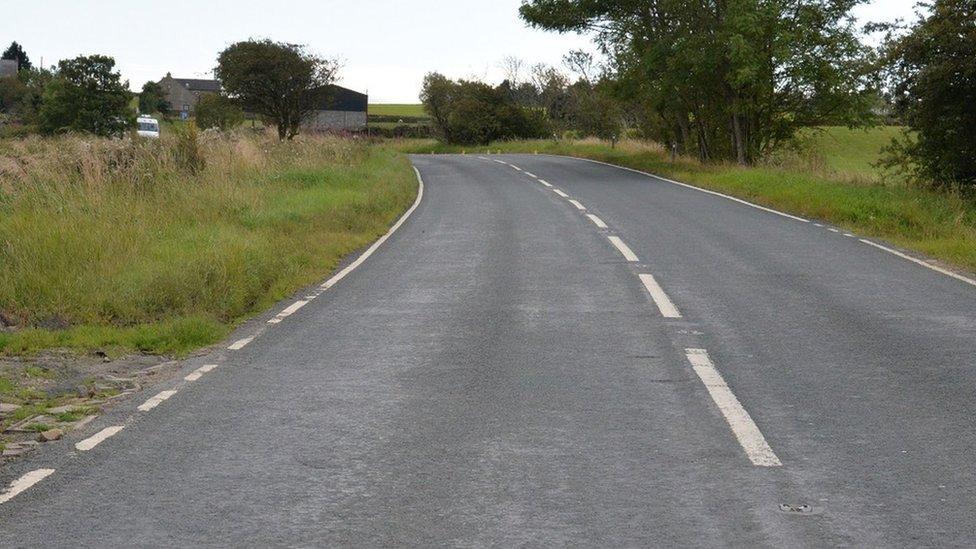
(397, 134, 976, 274)
(0, 131, 417, 356)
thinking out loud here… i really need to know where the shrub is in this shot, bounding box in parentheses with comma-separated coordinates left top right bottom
(195, 94, 244, 131)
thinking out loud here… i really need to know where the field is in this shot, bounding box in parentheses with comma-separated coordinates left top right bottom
(0, 130, 417, 356)
(398, 127, 976, 275)
(368, 104, 428, 118)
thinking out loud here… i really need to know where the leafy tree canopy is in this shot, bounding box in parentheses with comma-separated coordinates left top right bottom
(215, 40, 337, 140)
(38, 55, 133, 136)
(139, 80, 170, 115)
(1, 41, 32, 72)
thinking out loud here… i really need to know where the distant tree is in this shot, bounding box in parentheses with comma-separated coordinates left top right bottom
(195, 93, 244, 130)
(419, 72, 455, 140)
(1, 41, 32, 72)
(881, 0, 976, 187)
(215, 40, 337, 140)
(138, 81, 169, 114)
(38, 55, 133, 136)
(0, 75, 28, 114)
(570, 81, 622, 145)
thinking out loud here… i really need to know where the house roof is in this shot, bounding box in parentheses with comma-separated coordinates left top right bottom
(0, 59, 17, 77)
(320, 85, 368, 112)
(174, 78, 221, 92)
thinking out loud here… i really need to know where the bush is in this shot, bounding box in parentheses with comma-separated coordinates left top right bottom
(195, 94, 244, 131)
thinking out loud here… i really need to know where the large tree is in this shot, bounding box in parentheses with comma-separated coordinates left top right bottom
(2, 41, 32, 72)
(138, 80, 169, 114)
(882, 0, 976, 187)
(215, 40, 337, 140)
(38, 55, 132, 136)
(521, 0, 877, 164)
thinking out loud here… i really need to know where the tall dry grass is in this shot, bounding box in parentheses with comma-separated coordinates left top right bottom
(0, 129, 416, 355)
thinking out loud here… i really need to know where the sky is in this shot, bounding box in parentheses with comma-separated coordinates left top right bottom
(0, 0, 919, 104)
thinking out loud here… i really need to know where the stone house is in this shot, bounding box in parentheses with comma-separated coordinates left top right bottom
(0, 59, 18, 78)
(158, 74, 221, 115)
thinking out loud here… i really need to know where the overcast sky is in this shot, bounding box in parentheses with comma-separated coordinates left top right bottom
(0, 0, 919, 103)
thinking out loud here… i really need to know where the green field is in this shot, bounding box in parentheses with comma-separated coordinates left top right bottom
(0, 133, 417, 356)
(398, 128, 976, 275)
(369, 104, 428, 118)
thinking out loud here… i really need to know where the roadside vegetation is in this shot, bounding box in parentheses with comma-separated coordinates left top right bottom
(0, 130, 417, 356)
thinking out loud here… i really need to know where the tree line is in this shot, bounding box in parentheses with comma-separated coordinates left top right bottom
(0, 40, 337, 140)
(422, 0, 974, 188)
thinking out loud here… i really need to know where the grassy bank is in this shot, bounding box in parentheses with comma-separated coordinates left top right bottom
(398, 130, 976, 274)
(0, 131, 417, 356)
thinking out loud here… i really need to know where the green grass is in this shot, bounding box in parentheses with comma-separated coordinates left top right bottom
(0, 133, 417, 356)
(398, 135, 976, 274)
(369, 104, 428, 118)
(799, 126, 904, 176)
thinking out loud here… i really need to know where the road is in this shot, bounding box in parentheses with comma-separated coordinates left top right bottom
(2, 154, 976, 546)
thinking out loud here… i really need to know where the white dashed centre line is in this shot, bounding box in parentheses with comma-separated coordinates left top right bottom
(524, 172, 537, 178)
(511, 165, 523, 172)
(493, 159, 507, 165)
(607, 236, 640, 262)
(552, 189, 569, 198)
(228, 337, 254, 351)
(137, 390, 178, 412)
(0, 469, 56, 505)
(185, 364, 218, 382)
(538, 179, 553, 188)
(268, 300, 309, 324)
(685, 349, 782, 467)
(586, 214, 608, 229)
(568, 200, 586, 211)
(75, 426, 125, 452)
(639, 274, 682, 318)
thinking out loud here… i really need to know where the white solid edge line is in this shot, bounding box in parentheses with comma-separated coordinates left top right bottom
(137, 390, 178, 412)
(553, 189, 569, 198)
(268, 300, 309, 324)
(511, 166, 523, 172)
(607, 236, 640, 262)
(860, 239, 976, 288)
(587, 214, 608, 229)
(568, 199, 586, 211)
(538, 179, 553, 188)
(639, 274, 682, 318)
(228, 336, 254, 351)
(685, 349, 782, 467)
(0, 469, 56, 505)
(524, 172, 537, 178)
(75, 426, 125, 452)
(185, 364, 218, 382)
(319, 168, 425, 292)
(493, 159, 507, 164)
(555, 155, 808, 223)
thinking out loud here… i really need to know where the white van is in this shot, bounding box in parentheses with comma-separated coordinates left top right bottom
(137, 116, 161, 139)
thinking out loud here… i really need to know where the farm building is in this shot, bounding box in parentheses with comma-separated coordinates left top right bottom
(158, 73, 220, 115)
(0, 59, 18, 77)
(303, 85, 368, 132)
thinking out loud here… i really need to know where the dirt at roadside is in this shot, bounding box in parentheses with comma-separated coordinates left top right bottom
(0, 351, 187, 462)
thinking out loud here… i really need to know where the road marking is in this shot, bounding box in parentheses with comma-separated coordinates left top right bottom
(185, 364, 218, 382)
(524, 172, 537, 178)
(75, 426, 125, 452)
(0, 469, 56, 505)
(318, 167, 425, 292)
(568, 199, 586, 211)
(828, 228, 840, 233)
(844, 233, 855, 238)
(685, 349, 782, 467)
(608, 236, 640, 262)
(228, 337, 254, 351)
(511, 166, 523, 172)
(137, 390, 177, 412)
(553, 189, 569, 198)
(538, 179, 553, 188)
(493, 159, 507, 164)
(814, 223, 824, 227)
(268, 300, 309, 324)
(639, 274, 682, 318)
(860, 239, 976, 288)
(564, 156, 808, 223)
(587, 214, 608, 229)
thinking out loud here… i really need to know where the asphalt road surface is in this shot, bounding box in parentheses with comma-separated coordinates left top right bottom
(2, 154, 976, 547)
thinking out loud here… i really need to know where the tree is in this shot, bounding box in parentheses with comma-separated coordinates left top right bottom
(0, 75, 28, 114)
(38, 55, 133, 136)
(521, 0, 877, 165)
(138, 81, 169, 114)
(215, 40, 337, 140)
(1, 42, 32, 72)
(195, 93, 244, 130)
(882, 0, 976, 187)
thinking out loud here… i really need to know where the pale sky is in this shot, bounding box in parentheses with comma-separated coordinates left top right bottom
(0, 0, 919, 103)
